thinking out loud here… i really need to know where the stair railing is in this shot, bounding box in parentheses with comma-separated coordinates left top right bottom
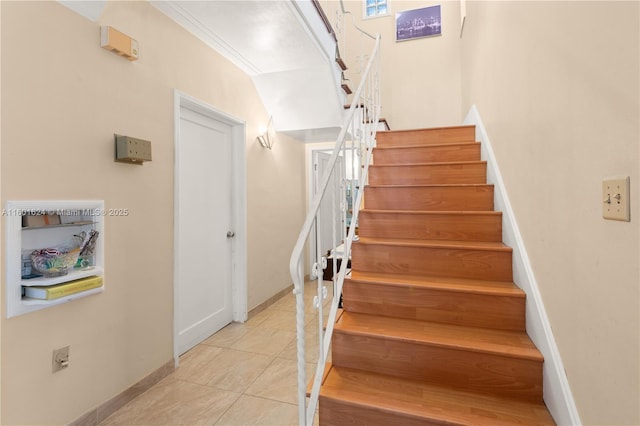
(289, 32, 381, 426)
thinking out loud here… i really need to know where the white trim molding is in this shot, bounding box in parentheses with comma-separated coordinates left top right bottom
(464, 105, 582, 426)
(152, 2, 261, 75)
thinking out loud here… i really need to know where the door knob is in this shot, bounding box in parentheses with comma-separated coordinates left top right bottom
(226, 231, 235, 238)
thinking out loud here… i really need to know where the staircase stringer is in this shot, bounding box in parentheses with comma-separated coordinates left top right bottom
(464, 105, 582, 426)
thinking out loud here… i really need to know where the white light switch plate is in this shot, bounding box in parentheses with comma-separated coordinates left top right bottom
(602, 176, 630, 221)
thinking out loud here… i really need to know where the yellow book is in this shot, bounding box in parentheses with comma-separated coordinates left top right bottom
(24, 276, 103, 300)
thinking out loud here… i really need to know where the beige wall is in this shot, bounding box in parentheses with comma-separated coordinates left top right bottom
(0, 1, 304, 424)
(247, 132, 306, 309)
(460, 2, 639, 424)
(322, 0, 463, 130)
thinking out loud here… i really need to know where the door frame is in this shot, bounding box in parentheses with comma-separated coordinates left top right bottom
(309, 147, 346, 278)
(173, 90, 248, 363)
(309, 148, 331, 278)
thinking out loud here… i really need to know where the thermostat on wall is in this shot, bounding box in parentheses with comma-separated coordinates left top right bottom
(115, 135, 152, 165)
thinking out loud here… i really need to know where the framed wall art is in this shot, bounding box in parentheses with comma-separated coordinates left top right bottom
(396, 5, 442, 42)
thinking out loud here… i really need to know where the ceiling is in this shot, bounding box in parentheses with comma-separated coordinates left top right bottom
(56, 0, 347, 142)
(152, 1, 328, 76)
(151, 1, 346, 142)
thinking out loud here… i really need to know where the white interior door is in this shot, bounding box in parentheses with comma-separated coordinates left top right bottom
(313, 151, 344, 261)
(176, 105, 234, 355)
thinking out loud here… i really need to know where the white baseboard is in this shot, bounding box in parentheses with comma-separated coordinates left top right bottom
(464, 105, 581, 425)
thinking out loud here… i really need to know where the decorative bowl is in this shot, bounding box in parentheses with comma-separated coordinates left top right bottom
(31, 246, 81, 277)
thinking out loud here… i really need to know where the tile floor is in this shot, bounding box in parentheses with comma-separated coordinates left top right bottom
(100, 281, 333, 426)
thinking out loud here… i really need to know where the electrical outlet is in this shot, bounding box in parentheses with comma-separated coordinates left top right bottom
(52, 346, 70, 373)
(602, 176, 630, 221)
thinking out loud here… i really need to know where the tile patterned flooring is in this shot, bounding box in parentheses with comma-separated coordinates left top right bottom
(100, 281, 331, 425)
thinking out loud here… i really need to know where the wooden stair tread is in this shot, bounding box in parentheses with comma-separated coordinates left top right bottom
(376, 126, 476, 146)
(369, 161, 487, 185)
(307, 362, 332, 397)
(320, 365, 555, 425)
(364, 184, 495, 212)
(352, 237, 512, 281)
(344, 272, 525, 330)
(335, 311, 542, 361)
(357, 209, 503, 242)
(372, 142, 480, 164)
(377, 125, 474, 134)
(348, 271, 524, 297)
(324, 308, 344, 330)
(367, 183, 493, 188)
(374, 141, 479, 150)
(361, 209, 501, 216)
(371, 160, 486, 167)
(356, 237, 512, 252)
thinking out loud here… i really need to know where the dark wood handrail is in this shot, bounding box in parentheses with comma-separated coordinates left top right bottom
(312, 0, 337, 42)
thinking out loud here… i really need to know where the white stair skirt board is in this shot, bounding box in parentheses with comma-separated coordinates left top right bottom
(464, 105, 582, 426)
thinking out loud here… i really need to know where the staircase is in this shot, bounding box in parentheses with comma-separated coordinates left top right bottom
(318, 125, 556, 425)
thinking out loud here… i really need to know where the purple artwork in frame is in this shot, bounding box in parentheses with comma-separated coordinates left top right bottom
(396, 5, 442, 42)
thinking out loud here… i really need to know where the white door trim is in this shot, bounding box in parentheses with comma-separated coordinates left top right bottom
(173, 90, 248, 364)
(308, 146, 348, 277)
(309, 147, 332, 278)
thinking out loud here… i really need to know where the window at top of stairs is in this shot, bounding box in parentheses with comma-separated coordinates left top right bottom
(364, 0, 389, 19)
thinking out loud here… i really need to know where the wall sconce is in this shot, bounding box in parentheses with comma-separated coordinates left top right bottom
(257, 117, 276, 149)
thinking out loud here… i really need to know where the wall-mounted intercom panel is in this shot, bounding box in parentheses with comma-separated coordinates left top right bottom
(115, 135, 152, 165)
